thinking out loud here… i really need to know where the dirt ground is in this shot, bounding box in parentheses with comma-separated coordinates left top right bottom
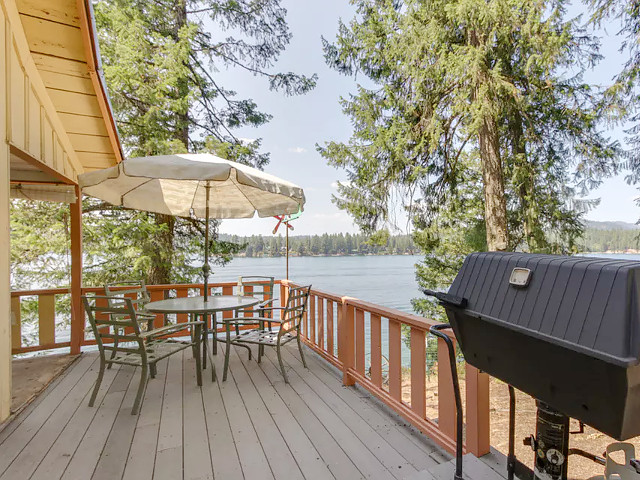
(11, 353, 79, 415)
(399, 373, 639, 479)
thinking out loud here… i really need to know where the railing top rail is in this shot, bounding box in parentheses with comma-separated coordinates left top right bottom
(281, 279, 344, 302)
(11, 287, 71, 296)
(12, 281, 243, 297)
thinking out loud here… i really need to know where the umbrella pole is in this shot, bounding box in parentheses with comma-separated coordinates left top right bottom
(203, 182, 211, 302)
(286, 225, 289, 280)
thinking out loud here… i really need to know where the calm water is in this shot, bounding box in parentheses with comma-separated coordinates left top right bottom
(210, 255, 423, 313)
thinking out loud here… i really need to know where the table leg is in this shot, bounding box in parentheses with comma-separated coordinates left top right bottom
(202, 313, 208, 370)
(212, 312, 218, 355)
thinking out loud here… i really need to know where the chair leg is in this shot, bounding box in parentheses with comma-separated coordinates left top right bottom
(297, 329, 308, 369)
(277, 341, 289, 384)
(150, 362, 157, 378)
(195, 337, 203, 387)
(223, 323, 231, 382)
(108, 330, 118, 369)
(131, 364, 148, 415)
(89, 359, 105, 407)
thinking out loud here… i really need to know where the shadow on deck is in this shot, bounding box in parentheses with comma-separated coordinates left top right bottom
(0, 342, 475, 480)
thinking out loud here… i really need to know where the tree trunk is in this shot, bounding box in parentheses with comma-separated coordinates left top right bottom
(147, 0, 189, 285)
(479, 116, 509, 251)
(148, 214, 175, 285)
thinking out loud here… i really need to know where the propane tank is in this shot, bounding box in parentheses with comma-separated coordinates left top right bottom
(533, 402, 570, 480)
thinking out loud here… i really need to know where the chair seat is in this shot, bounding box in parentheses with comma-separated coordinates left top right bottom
(234, 328, 296, 346)
(106, 338, 191, 366)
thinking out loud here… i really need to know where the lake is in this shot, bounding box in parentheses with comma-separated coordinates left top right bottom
(211, 253, 640, 314)
(210, 255, 423, 313)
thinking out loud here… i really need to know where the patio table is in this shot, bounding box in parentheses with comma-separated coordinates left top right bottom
(144, 295, 261, 375)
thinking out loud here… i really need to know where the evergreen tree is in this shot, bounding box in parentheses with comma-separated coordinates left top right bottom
(319, 0, 618, 316)
(89, 0, 315, 284)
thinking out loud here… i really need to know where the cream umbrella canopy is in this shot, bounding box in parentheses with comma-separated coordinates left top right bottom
(78, 153, 305, 300)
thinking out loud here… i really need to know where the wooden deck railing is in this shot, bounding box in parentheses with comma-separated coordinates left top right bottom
(11, 280, 490, 458)
(280, 279, 491, 458)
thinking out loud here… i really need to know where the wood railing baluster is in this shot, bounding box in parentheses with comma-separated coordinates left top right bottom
(38, 294, 56, 346)
(327, 300, 334, 356)
(355, 308, 365, 375)
(410, 327, 426, 418)
(437, 335, 457, 441)
(317, 297, 324, 350)
(388, 318, 402, 400)
(309, 295, 316, 344)
(11, 296, 21, 350)
(370, 313, 382, 387)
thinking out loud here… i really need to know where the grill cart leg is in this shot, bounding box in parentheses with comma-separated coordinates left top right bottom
(508, 385, 516, 480)
(430, 324, 463, 480)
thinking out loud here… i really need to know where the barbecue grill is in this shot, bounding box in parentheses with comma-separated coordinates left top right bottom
(425, 252, 640, 480)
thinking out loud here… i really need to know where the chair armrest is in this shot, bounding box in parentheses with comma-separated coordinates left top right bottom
(140, 321, 203, 339)
(258, 299, 275, 308)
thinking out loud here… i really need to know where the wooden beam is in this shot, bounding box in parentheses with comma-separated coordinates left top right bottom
(70, 184, 83, 354)
(10, 144, 74, 183)
(76, 0, 123, 163)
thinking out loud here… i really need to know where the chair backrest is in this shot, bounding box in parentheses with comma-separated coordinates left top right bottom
(104, 280, 150, 310)
(82, 294, 145, 359)
(279, 285, 311, 336)
(239, 276, 274, 302)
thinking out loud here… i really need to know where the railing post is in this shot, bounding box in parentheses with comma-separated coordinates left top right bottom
(465, 364, 491, 456)
(338, 296, 355, 386)
(70, 184, 83, 354)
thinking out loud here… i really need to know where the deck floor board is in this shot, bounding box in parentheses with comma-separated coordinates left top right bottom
(0, 343, 450, 479)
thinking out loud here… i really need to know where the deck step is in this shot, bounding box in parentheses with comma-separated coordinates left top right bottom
(427, 454, 506, 480)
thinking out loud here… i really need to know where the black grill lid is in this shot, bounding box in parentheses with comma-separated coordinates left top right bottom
(438, 252, 640, 440)
(448, 252, 640, 366)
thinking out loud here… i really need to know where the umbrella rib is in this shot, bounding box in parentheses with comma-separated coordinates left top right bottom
(229, 169, 260, 213)
(120, 178, 156, 205)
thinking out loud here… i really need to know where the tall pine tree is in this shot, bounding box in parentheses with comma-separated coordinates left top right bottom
(89, 0, 316, 284)
(320, 0, 619, 317)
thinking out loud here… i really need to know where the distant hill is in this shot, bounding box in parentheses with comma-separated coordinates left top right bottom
(584, 220, 640, 230)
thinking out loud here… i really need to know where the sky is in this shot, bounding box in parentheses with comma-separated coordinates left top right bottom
(213, 0, 640, 237)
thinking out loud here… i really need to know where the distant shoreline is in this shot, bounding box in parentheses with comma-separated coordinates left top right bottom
(233, 250, 639, 259)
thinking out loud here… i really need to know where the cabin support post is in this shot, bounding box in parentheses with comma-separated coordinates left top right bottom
(70, 184, 83, 354)
(0, 5, 11, 420)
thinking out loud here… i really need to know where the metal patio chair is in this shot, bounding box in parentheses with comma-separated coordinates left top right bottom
(232, 284, 311, 383)
(104, 280, 156, 369)
(82, 294, 206, 415)
(212, 276, 275, 360)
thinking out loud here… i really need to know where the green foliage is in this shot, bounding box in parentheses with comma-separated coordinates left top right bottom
(320, 0, 619, 317)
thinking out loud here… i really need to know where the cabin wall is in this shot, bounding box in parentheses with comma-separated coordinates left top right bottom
(3, 0, 82, 184)
(0, 2, 12, 422)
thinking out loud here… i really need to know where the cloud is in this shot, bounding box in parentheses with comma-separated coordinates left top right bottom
(288, 147, 307, 154)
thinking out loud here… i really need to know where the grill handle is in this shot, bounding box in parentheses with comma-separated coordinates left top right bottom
(422, 289, 468, 308)
(430, 324, 463, 480)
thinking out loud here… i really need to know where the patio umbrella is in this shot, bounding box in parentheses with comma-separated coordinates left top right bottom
(78, 153, 305, 300)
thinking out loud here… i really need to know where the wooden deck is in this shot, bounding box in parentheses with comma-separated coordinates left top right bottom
(0, 342, 469, 480)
